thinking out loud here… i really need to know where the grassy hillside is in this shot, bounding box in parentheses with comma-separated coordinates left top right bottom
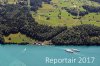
(31, 0, 100, 27)
(2, 0, 100, 27)
(7, 0, 17, 4)
(4, 33, 35, 44)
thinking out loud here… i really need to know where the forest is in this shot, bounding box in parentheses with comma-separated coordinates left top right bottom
(82, 5, 100, 13)
(52, 25, 100, 45)
(0, 4, 67, 44)
(63, 4, 100, 16)
(30, 0, 51, 11)
(64, 7, 88, 16)
(92, 0, 100, 3)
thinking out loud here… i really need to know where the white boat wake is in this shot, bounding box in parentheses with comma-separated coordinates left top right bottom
(22, 48, 27, 53)
(73, 53, 85, 56)
(24, 48, 26, 51)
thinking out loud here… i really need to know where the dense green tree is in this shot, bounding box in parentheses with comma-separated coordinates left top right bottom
(52, 25, 100, 45)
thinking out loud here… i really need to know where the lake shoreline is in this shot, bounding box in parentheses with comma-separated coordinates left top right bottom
(1, 42, 100, 46)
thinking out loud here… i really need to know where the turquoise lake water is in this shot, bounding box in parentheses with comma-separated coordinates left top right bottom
(0, 45, 100, 66)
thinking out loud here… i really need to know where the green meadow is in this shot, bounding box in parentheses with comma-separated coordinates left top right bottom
(7, 0, 17, 4)
(4, 33, 35, 44)
(31, 0, 100, 27)
(4, 0, 100, 27)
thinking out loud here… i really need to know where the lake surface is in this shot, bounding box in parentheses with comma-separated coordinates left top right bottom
(0, 44, 100, 66)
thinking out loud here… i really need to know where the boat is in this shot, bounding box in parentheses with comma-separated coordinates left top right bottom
(64, 48, 80, 53)
(71, 48, 80, 52)
(64, 49, 74, 53)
